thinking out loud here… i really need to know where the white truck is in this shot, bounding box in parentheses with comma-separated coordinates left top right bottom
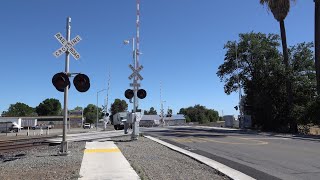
(0, 118, 24, 132)
(112, 112, 128, 130)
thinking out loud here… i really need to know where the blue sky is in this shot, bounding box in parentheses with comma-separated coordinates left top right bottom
(0, 1, 314, 116)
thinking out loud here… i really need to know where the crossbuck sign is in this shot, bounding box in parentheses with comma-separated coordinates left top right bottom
(53, 32, 81, 60)
(128, 64, 143, 80)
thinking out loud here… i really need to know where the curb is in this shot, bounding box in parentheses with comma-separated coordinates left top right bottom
(145, 135, 255, 180)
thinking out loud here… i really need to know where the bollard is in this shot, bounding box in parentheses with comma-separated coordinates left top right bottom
(33, 131, 35, 136)
(40, 128, 43, 136)
(27, 127, 29, 136)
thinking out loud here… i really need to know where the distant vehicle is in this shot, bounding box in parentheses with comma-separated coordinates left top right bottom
(112, 112, 127, 130)
(83, 123, 91, 129)
(32, 124, 52, 130)
(9, 122, 23, 132)
(48, 122, 55, 128)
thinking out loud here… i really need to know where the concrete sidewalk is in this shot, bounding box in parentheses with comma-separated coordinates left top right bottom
(78, 141, 139, 180)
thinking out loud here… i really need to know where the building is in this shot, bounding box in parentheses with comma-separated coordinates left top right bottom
(0, 115, 83, 131)
(139, 114, 186, 127)
(139, 115, 161, 127)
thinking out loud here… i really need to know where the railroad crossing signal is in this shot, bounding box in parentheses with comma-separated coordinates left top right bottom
(128, 64, 143, 80)
(137, 89, 147, 99)
(125, 89, 134, 99)
(73, 74, 90, 93)
(52, 72, 70, 92)
(53, 32, 82, 60)
(124, 89, 147, 99)
(52, 73, 90, 93)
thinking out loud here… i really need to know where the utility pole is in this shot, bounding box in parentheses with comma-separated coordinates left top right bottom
(104, 72, 111, 130)
(97, 89, 106, 131)
(160, 81, 166, 125)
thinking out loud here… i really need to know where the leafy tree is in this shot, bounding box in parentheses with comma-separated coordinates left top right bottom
(110, 99, 128, 115)
(83, 104, 102, 124)
(179, 105, 219, 124)
(218, 32, 286, 130)
(109, 99, 128, 124)
(36, 98, 61, 116)
(290, 43, 317, 125)
(260, 0, 296, 132)
(73, 106, 83, 111)
(144, 107, 157, 115)
(217, 32, 316, 131)
(2, 102, 36, 117)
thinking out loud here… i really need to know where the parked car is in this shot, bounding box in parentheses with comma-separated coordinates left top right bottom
(32, 124, 52, 130)
(83, 123, 91, 129)
(48, 122, 55, 128)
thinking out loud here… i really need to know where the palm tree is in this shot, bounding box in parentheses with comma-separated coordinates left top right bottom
(315, 0, 320, 95)
(260, 0, 297, 133)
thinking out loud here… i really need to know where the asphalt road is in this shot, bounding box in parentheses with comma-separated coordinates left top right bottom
(141, 126, 320, 180)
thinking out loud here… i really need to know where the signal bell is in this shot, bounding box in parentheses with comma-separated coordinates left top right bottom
(137, 89, 147, 99)
(73, 73, 90, 92)
(125, 89, 134, 99)
(52, 72, 70, 92)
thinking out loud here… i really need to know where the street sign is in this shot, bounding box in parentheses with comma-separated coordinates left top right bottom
(53, 32, 82, 60)
(128, 65, 143, 80)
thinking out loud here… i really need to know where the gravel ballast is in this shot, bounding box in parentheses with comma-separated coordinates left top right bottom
(112, 136, 229, 180)
(0, 142, 85, 180)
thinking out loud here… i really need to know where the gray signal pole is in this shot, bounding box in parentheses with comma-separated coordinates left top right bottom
(132, 37, 139, 140)
(60, 17, 71, 155)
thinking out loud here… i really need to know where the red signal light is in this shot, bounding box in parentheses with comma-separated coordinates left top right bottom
(137, 89, 147, 99)
(125, 89, 134, 99)
(52, 72, 70, 92)
(73, 74, 90, 92)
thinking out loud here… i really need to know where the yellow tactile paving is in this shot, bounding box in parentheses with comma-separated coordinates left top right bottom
(84, 148, 121, 153)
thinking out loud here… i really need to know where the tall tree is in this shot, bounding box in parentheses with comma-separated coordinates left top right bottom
(144, 107, 157, 115)
(83, 104, 102, 124)
(73, 106, 83, 111)
(179, 105, 219, 124)
(217, 32, 316, 131)
(36, 98, 62, 116)
(260, 0, 297, 133)
(218, 32, 285, 130)
(2, 102, 36, 117)
(110, 99, 128, 115)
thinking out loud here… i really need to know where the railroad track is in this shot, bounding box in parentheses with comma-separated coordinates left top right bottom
(0, 136, 55, 153)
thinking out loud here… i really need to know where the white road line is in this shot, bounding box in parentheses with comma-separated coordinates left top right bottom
(145, 136, 255, 180)
(242, 137, 289, 140)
